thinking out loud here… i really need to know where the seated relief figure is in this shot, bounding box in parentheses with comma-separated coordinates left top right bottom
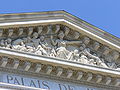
(35, 35, 51, 56)
(68, 49, 81, 62)
(0, 38, 12, 49)
(81, 46, 108, 68)
(12, 38, 25, 51)
(23, 36, 35, 52)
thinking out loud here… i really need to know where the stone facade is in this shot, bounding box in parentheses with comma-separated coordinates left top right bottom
(0, 11, 119, 90)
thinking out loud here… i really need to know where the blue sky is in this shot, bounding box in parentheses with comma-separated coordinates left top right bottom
(0, 0, 120, 38)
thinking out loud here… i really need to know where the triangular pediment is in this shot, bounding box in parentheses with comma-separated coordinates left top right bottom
(0, 11, 119, 69)
(0, 11, 120, 89)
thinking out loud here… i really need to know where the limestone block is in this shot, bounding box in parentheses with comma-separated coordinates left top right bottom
(83, 37, 90, 45)
(24, 61, 31, 71)
(18, 28, 23, 36)
(96, 75, 102, 83)
(55, 25, 60, 33)
(105, 77, 111, 85)
(56, 67, 63, 76)
(64, 26, 70, 36)
(1, 57, 8, 67)
(74, 32, 80, 39)
(35, 64, 42, 73)
(93, 42, 100, 51)
(0, 29, 3, 37)
(114, 79, 120, 86)
(67, 70, 73, 78)
(103, 47, 110, 55)
(13, 59, 19, 69)
(8, 29, 13, 37)
(28, 27, 33, 36)
(37, 26, 43, 35)
(76, 71, 83, 80)
(46, 65, 52, 74)
(86, 73, 93, 82)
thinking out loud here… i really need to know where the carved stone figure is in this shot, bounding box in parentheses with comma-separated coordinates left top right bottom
(82, 48, 108, 68)
(12, 39, 24, 50)
(24, 36, 35, 52)
(56, 42, 70, 59)
(0, 26, 118, 70)
(68, 49, 80, 61)
(31, 32, 40, 48)
(89, 59, 96, 65)
(79, 54, 89, 64)
(107, 61, 117, 69)
(79, 44, 86, 51)
(0, 39, 5, 47)
(4, 38, 12, 49)
(35, 44, 48, 56)
(51, 31, 65, 47)
(49, 48, 56, 57)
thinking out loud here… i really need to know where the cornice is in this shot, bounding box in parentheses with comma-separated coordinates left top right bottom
(0, 54, 119, 89)
(0, 11, 119, 52)
(0, 47, 119, 77)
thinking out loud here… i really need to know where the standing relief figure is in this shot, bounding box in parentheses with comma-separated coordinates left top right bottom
(0, 39, 5, 47)
(51, 31, 82, 59)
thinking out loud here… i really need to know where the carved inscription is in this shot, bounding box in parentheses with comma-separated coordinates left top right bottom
(3, 74, 103, 90)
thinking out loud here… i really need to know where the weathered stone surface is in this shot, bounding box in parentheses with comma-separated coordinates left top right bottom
(0, 25, 119, 69)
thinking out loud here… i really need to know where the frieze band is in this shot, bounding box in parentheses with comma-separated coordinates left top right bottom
(0, 24, 119, 70)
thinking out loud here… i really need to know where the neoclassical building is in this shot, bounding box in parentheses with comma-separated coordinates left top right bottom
(0, 11, 119, 90)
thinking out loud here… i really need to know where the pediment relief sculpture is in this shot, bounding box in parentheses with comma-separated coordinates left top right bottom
(0, 24, 119, 69)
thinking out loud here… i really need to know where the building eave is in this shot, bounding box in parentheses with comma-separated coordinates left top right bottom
(0, 10, 119, 52)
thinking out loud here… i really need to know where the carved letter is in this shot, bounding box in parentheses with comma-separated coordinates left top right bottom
(14, 77, 20, 85)
(68, 85, 74, 90)
(7, 75, 13, 83)
(59, 84, 67, 90)
(29, 80, 36, 87)
(37, 80, 41, 88)
(42, 81, 50, 89)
